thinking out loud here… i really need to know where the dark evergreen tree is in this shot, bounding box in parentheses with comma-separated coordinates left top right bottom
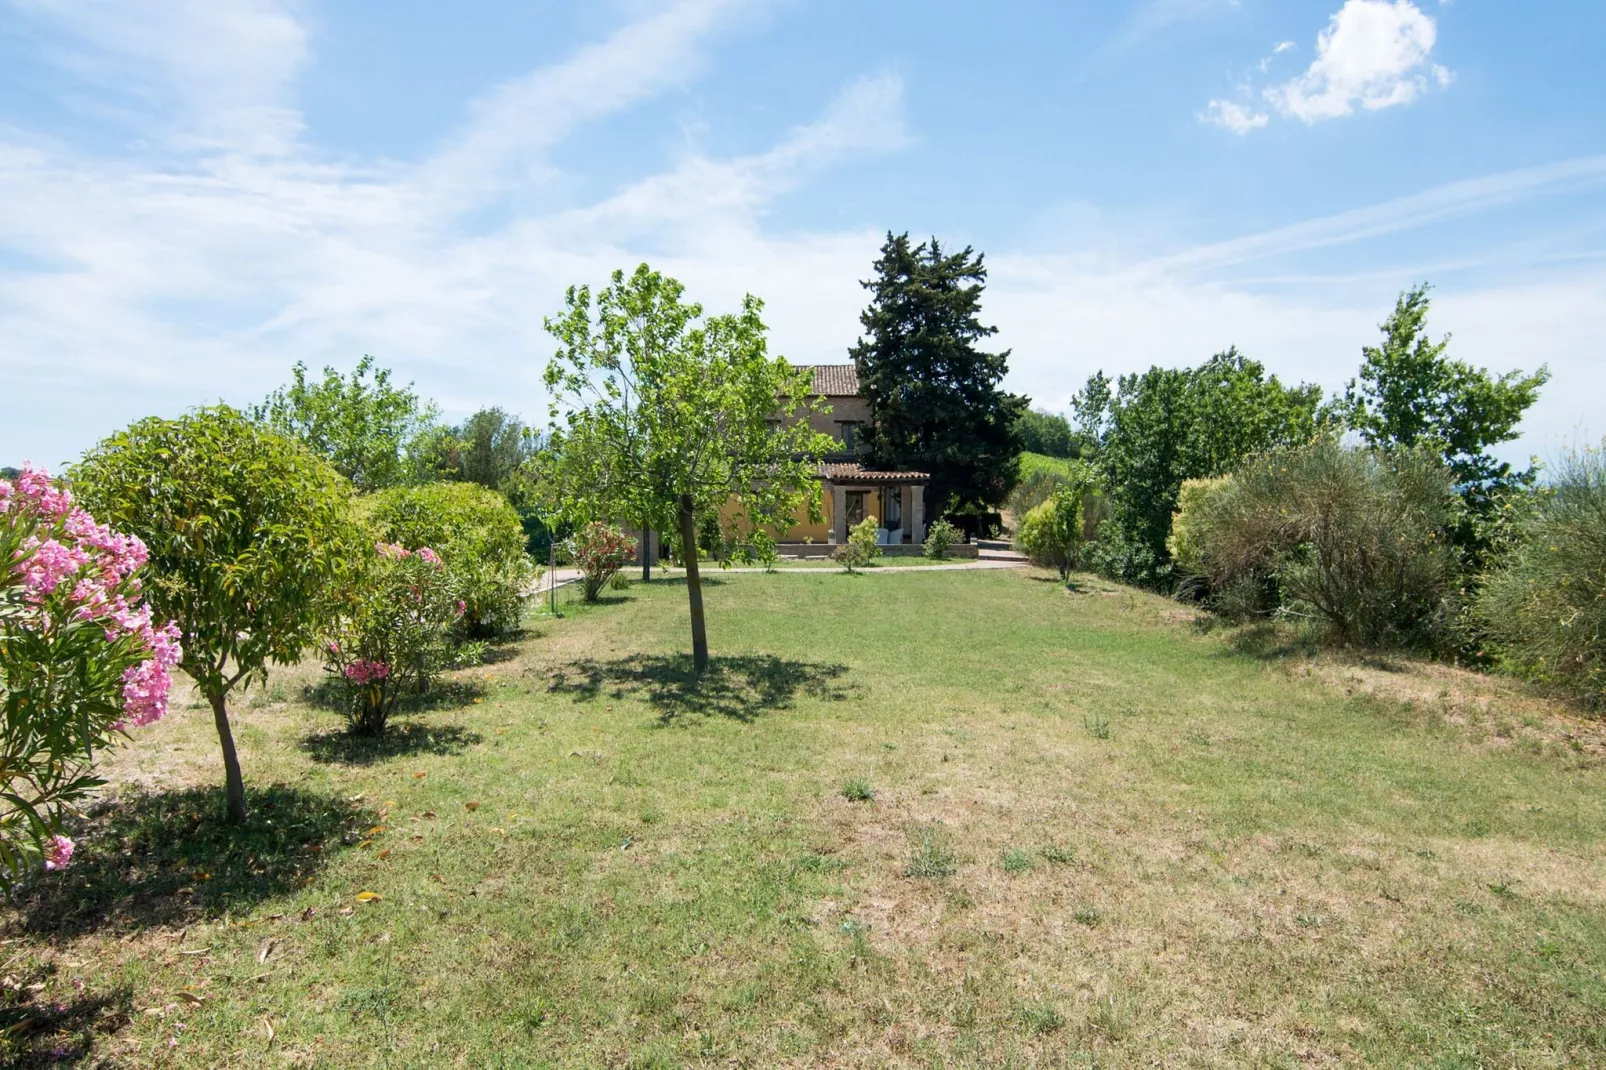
(850, 232, 1027, 519)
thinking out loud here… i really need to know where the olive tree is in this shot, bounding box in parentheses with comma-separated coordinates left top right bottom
(542, 264, 833, 670)
(73, 407, 353, 823)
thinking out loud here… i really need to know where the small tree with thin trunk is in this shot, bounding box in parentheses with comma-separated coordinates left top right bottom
(542, 264, 833, 670)
(73, 407, 353, 823)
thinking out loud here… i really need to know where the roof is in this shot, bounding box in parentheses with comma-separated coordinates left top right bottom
(821, 463, 928, 485)
(794, 363, 859, 396)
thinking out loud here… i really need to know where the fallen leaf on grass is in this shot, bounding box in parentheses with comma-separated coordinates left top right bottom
(354, 891, 383, 903)
(177, 991, 205, 1006)
(412, 772, 427, 780)
(465, 801, 480, 812)
(257, 939, 277, 964)
(365, 825, 387, 836)
(177, 948, 210, 957)
(376, 849, 392, 860)
(263, 1016, 275, 1043)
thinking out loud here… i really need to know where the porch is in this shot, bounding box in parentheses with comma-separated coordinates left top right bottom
(821, 464, 928, 546)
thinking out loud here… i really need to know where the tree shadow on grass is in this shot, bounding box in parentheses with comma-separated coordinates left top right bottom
(8, 786, 374, 939)
(299, 677, 487, 715)
(548, 653, 849, 724)
(300, 721, 483, 766)
(0, 964, 133, 1068)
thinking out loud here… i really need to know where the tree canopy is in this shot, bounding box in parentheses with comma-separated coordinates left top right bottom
(850, 232, 1027, 519)
(252, 355, 438, 492)
(541, 264, 833, 670)
(1016, 408, 1080, 459)
(1079, 349, 1322, 586)
(72, 407, 354, 823)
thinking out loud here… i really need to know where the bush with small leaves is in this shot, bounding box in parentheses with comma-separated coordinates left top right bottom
(833, 515, 882, 573)
(367, 482, 537, 638)
(923, 518, 961, 560)
(841, 778, 875, 802)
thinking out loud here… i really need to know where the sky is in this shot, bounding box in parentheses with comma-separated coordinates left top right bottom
(2, 0, 1603, 469)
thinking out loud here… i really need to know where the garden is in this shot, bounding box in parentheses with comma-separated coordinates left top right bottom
(2, 254, 1604, 1066)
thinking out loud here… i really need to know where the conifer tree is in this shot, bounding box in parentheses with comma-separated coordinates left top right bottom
(849, 233, 1027, 520)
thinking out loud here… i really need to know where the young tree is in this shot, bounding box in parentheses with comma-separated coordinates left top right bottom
(850, 232, 1027, 519)
(252, 355, 439, 492)
(73, 407, 353, 823)
(1340, 283, 1549, 546)
(543, 265, 833, 670)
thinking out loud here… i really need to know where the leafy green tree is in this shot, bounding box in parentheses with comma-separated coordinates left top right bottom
(1016, 463, 1098, 581)
(543, 264, 834, 670)
(252, 355, 439, 492)
(1085, 349, 1322, 587)
(415, 407, 537, 492)
(73, 407, 354, 823)
(1016, 409, 1078, 459)
(850, 232, 1027, 518)
(1340, 283, 1549, 545)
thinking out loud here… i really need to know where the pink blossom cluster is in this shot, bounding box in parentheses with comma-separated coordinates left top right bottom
(4, 464, 180, 731)
(376, 541, 442, 567)
(43, 834, 74, 871)
(343, 659, 391, 684)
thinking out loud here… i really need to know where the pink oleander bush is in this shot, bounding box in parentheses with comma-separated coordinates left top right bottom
(570, 522, 635, 602)
(0, 464, 179, 893)
(320, 542, 459, 735)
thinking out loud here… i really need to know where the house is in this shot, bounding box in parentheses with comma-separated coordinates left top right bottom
(774, 364, 931, 549)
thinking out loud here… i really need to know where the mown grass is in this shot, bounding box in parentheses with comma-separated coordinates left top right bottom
(3, 569, 1604, 1066)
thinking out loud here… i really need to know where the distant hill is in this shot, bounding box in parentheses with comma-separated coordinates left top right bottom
(1018, 452, 1074, 481)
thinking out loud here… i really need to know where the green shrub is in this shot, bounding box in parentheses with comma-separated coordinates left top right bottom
(1016, 463, 1098, 580)
(923, 518, 961, 559)
(1189, 439, 1460, 650)
(1476, 446, 1606, 707)
(1167, 476, 1231, 574)
(320, 542, 459, 735)
(570, 522, 634, 602)
(833, 515, 882, 573)
(367, 482, 536, 638)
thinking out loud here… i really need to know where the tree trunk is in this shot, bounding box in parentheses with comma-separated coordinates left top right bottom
(640, 526, 652, 582)
(207, 689, 248, 825)
(677, 494, 709, 672)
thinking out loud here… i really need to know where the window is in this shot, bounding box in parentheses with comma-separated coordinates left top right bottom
(836, 421, 860, 451)
(883, 487, 902, 529)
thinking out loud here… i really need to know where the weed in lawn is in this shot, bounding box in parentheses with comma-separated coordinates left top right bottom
(906, 824, 958, 879)
(1073, 905, 1103, 926)
(1000, 847, 1033, 874)
(1083, 714, 1110, 740)
(1017, 1001, 1065, 1035)
(1041, 844, 1077, 865)
(1296, 913, 1322, 928)
(1087, 994, 1131, 1042)
(841, 778, 875, 802)
(795, 852, 846, 874)
(842, 918, 873, 960)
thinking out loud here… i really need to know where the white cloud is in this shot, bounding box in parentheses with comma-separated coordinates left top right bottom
(1201, 0, 1450, 135)
(1201, 99, 1269, 135)
(1268, 0, 1449, 122)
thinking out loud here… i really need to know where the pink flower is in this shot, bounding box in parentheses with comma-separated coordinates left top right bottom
(15, 464, 74, 519)
(21, 537, 91, 598)
(455, 599, 467, 617)
(343, 659, 391, 685)
(376, 542, 412, 559)
(417, 546, 442, 566)
(43, 835, 74, 871)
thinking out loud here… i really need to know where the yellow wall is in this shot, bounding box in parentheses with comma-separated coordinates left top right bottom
(719, 489, 832, 544)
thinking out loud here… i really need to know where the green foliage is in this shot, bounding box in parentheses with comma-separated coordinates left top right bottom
(1187, 439, 1461, 650)
(1476, 445, 1606, 707)
(832, 515, 883, 573)
(1167, 476, 1232, 575)
(1080, 349, 1322, 588)
(570, 522, 635, 603)
(851, 232, 1027, 516)
(747, 529, 780, 572)
(922, 518, 961, 559)
(1016, 464, 1097, 580)
(72, 406, 354, 822)
(1342, 284, 1549, 500)
(840, 778, 875, 802)
(1015, 409, 1079, 459)
(905, 823, 958, 879)
(366, 482, 536, 639)
(415, 407, 537, 492)
(320, 543, 459, 736)
(251, 356, 439, 492)
(541, 263, 834, 669)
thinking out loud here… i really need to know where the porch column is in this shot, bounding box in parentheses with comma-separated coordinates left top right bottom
(911, 485, 926, 544)
(829, 484, 846, 544)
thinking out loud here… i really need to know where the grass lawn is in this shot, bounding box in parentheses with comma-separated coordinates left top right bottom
(5, 570, 1605, 1067)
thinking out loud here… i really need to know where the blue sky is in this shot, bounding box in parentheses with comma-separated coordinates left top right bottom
(2, 0, 1603, 468)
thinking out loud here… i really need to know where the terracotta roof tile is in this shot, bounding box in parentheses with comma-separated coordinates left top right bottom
(821, 463, 928, 484)
(794, 364, 859, 396)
